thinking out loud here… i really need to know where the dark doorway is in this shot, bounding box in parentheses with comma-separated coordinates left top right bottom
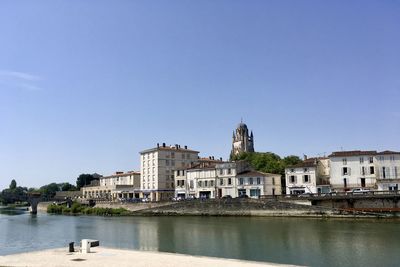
(361, 178, 366, 188)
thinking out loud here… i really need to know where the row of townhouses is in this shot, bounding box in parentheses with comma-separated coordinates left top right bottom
(285, 150, 400, 195)
(83, 141, 282, 202)
(81, 122, 400, 201)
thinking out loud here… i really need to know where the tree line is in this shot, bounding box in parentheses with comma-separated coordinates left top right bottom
(0, 173, 101, 205)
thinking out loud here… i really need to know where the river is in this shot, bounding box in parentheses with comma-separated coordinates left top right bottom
(0, 206, 399, 267)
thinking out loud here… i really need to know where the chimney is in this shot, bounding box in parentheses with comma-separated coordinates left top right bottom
(157, 143, 159, 148)
(184, 145, 187, 149)
(220, 157, 222, 161)
(175, 144, 179, 149)
(162, 143, 166, 147)
(304, 154, 308, 160)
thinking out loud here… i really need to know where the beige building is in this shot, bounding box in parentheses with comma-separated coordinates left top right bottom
(140, 143, 199, 201)
(82, 171, 140, 200)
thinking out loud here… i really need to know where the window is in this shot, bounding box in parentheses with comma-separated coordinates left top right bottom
(382, 167, 386, 179)
(360, 157, 364, 163)
(343, 178, 347, 188)
(395, 166, 398, 178)
(289, 175, 296, 183)
(343, 158, 347, 165)
(239, 178, 244, 185)
(177, 170, 180, 176)
(205, 181, 208, 187)
(249, 178, 253, 185)
(361, 166, 366, 176)
(166, 160, 170, 166)
(369, 157, 374, 163)
(182, 180, 185, 186)
(198, 181, 202, 187)
(370, 166, 375, 175)
(210, 180, 214, 187)
(190, 180, 194, 189)
(257, 177, 261, 184)
(171, 182, 174, 188)
(342, 167, 349, 175)
(220, 178, 224, 185)
(303, 175, 310, 183)
(250, 189, 260, 197)
(228, 169, 232, 174)
(272, 177, 275, 185)
(390, 156, 395, 161)
(304, 168, 308, 172)
(219, 169, 223, 175)
(291, 169, 294, 172)
(228, 178, 232, 185)
(171, 152, 175, 158)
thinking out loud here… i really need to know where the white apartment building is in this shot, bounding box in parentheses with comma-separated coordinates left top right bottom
(375, 151, 400, 191)
(329, 151, 377, 191)
(285, 157, 330, 195)
(83, 171, 140, 200)
(140, 143, 199, 201)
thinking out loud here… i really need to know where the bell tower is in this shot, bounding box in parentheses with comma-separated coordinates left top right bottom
(230, 120, 254, 158)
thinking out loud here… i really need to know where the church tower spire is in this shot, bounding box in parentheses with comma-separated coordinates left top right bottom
(230, 121, 255, 157)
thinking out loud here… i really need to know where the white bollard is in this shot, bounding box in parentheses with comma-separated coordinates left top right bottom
(81, 239, 91, 253)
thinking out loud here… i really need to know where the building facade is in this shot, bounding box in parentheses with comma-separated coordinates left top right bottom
(175, 160, 281, 199)
(285, 157, 330, 195)
(375, 151, 400, 191)
(140, 143, 199, 201)
(329, 151, 377, 191)
(231, 121, 254, 157)
(82, 171, 140, 200)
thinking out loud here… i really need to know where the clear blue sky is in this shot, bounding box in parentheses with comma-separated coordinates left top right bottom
(1, 0, 399, 190)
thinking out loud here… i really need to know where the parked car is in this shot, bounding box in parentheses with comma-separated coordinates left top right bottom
(351, 188, 371, 195)
(298, 193, 312, 198)
(172, 196, 183, 201)
(142, 198, 150, 202)
(221, 195, 232, 199)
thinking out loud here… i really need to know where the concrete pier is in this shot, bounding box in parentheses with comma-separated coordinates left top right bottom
(0, 247, 303, 267)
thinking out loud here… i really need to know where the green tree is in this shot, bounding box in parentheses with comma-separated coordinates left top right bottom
(76, 173, 101, 190)
(232, 152, 303, 176)
(60, 183, 77, 191)
(39, 183, 60, 199)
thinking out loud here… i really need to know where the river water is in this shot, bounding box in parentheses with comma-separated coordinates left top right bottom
(0, 206, 399, 267)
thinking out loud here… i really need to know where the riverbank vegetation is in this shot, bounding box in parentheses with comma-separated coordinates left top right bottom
(47, 202, 130, 216)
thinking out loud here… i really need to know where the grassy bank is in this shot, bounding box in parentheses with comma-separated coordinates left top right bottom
(47, 202, 130, 216)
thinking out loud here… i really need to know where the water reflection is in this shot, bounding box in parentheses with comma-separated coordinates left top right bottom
(0, 212, 400, 267)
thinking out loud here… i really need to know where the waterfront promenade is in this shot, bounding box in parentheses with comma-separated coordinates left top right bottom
(0, 247, 302, 267)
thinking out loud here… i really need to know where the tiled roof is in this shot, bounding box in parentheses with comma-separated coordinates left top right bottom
(236, 170, 280, 177)
(140, 146, 199, 154)
(101, 171, 140, 179)
(328, 150, 377, 157)
(287, 159, 317, 168)
(377, 150, 400, 155)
